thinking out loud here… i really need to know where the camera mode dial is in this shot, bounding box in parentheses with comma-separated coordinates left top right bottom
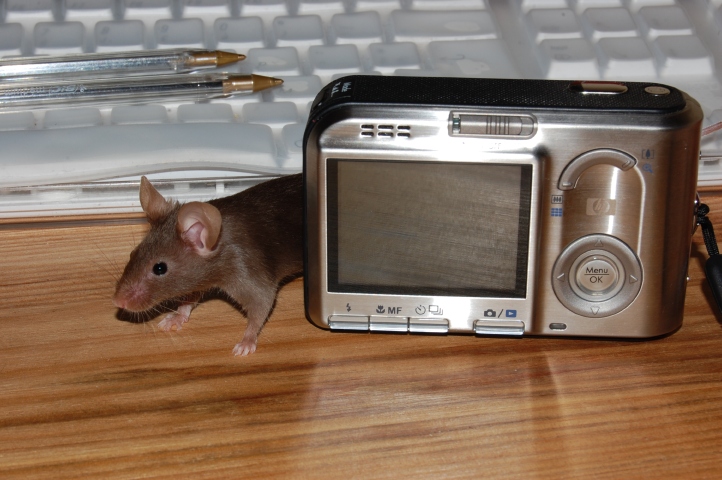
(552, 234, 642, 317)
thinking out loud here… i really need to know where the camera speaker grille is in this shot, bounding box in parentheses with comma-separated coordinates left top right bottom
(360, 124, 412, 139)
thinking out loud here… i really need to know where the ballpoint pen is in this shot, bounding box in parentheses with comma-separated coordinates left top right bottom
(0, 49, 246, 80)
(0, 73, 283, 107)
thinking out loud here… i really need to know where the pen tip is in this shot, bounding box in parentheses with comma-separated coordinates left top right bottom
(216, 50, 246, 66)
(251, 74, 284, 92)
(223, 75, 285, 94)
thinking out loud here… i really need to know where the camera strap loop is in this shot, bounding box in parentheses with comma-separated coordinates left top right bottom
(697, 203, 722, 314)
(697, 203, 719, 256)
(696, 122, 722, 313)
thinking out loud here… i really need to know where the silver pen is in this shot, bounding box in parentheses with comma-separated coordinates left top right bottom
(0, 73, 283, 107)
(0, 49, 246, 80)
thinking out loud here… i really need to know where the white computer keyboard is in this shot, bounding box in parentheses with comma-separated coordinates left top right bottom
(1, 0, 722, 218)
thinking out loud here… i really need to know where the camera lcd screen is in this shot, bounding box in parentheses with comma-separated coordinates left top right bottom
(327, 160, 532, 298)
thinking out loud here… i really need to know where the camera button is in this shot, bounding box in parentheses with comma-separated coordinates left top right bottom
(409, 318, 449, 334)
(552, 234, 642, 317)
(369, 316, 409, 333)
(570, 81, 628, 95)
(644, 86, 671, 96)
(558, 148, 636, 190)
(575, 255, 620, 296)
(329, 315, 369, 331)
(474, 320, 525, 336)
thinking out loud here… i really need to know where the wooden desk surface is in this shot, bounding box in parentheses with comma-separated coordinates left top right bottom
(2, 195, 722, 479)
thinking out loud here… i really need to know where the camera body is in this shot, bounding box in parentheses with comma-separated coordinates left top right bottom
(303, 76, 702, 338)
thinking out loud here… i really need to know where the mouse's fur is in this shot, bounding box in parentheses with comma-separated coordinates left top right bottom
(113, 174, 303, 356)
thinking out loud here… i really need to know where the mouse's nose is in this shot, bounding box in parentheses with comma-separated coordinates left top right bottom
(112, 295, 126, 309)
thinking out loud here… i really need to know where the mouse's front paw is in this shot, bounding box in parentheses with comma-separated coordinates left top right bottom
(232, 337, 257, 356)
(158, 312, 189, 331)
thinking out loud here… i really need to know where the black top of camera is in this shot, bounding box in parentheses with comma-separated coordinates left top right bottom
(309, 76, 687, 118)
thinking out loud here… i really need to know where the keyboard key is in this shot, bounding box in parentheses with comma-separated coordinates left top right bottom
(353, 0, 402, 20)
(0, 123, 281, 187)
(428, 39, 520, 77)
(0, 111, 37, 131)
(33, 21, 86, 55)
(95, 20, 146, 51)
(155, 18, 205, 48)
(329, 11, 383, 50)
(701, 110, 722, 153)
(280, 123, 305, 169)
(64, 0, 116, 32)
(308, 44, 362, 83)
(180, 0, 234, 28)
(538, 38, 599, 79)
(178, 103, 235, 123)
(652, 35, 715, 78)
(408, 0, 488, 9)
(516, 0, 568, 13)
(211, 93, 264, 113)
(581, 7, 639, 40)
(272, 15, 325, 56)
(574, 0, 624, 10)
(265, 75, 323, 112)
(110, 105, 169, 124)
(368, 42, 421, 74)
(214, 17, 266, 50)
(0, 23, 25, 57)
(597, 37, 656, 78)
(392, 68, 444, 77)
(242, 101, 298, 133)
(242, 47, 302, 75)
(43, 108, 103, 129)
(637, 6, 694, 39)
(387, 10, 497, 46)
(5, 0, 58, 24)
(240, 0, 291, 28)
(296, 0, 347, 22)
(120, 0, 174, 33)
(627, 0, 676, 12)
(526, 8, 584, 42)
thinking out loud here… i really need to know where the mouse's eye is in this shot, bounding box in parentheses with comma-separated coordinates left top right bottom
(152, 262, 168, 276)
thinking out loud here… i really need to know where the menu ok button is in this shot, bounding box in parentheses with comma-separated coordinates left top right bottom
(569, 250, 626, 303)
(576, 256, 619, 295)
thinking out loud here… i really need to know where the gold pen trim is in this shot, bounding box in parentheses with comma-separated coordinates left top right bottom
(222, 74, 284, 94)
(188, 50, 246, 68)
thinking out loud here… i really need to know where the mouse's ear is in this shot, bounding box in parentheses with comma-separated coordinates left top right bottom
(177, 202, 222, 256)
(139, 176, 173, 222)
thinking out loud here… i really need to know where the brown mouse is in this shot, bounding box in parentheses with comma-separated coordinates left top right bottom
(113, 173, 303, 356)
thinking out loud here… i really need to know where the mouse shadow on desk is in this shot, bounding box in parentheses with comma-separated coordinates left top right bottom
(114, 298, 190, 324)
(114, 296, 227, 324)
(690, 247, 722, 326)
(113, 273, 303, 324)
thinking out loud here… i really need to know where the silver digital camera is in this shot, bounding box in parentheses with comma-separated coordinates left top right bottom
(303, 76, 702, 339)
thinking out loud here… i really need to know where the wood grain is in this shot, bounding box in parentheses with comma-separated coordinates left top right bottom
(1, 194, 722, 478)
